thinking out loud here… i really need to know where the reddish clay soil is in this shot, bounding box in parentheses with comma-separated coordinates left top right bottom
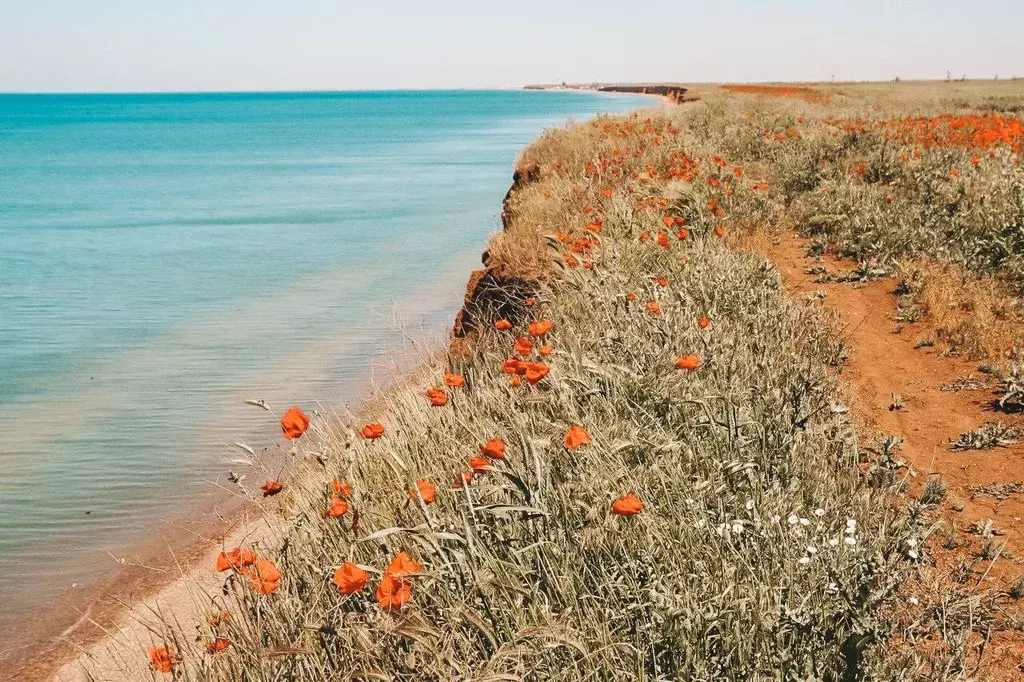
(751, 232, 1024, 678)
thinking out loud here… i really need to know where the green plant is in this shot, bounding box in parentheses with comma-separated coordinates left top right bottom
(921, 476, 948, 505)
(949, 421, 1021, 451)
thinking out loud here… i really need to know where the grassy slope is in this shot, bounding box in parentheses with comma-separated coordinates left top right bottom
(149, 82, 1024, 681)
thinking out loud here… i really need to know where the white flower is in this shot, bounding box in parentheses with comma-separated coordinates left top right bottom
(906, 538, 917, 548)
(715, 523, 729, 537)
(807, 546, 817, 555)
(908, 550, 919, 560)
(685, 498, 695, 505)
(814, 508, 825, 517)
(908, 596, 919, 605)
(826, 582, 838, 593)
(799, 517, 810, 527)
(844, 536, 857, 546)
(732, 522, 745, 535)
(846, 518, 857, 529)
(829, 538, 840, 547)
(745, 500, 755, 511)
(798, 556, 811, 565)
(788, 514, 799, 525)
(771, 514, 781, 523)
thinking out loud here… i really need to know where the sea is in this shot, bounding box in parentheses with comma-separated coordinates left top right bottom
(0, 90, 652, 624)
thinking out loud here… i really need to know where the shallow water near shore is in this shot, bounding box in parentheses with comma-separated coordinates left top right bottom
(0, 89, 652, 625)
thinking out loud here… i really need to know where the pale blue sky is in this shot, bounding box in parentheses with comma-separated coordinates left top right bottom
(1, 0, 1020, 92)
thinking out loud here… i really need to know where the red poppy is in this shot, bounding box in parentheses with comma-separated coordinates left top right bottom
(248, 558, 282, 595)
(502, 357, 527, 375)
(602, 187, 613, 198)
(612, 493, 644, 516)
(480, 438, 506, 460)
(676, 228, 690, 240)
(376, 552, 421, 611)
(538, 344, 553, 357)
(149, 647, 177, 673)
(529, 319, 554, 337)
(564, 425, 591, 450)
(495, 319, 513, 331)
(362, 423, 385, 440)
(205, 637, 231, 654)
(626, 292, 637, 302)
(327, 496, 349, 518)
(388, 552, 421, 577)
(410, 479, 437, 504)
(653, 277, 668, 287)
(468, 456, 492, 473)
(331, 480, 352, 499)
(675, 354, 701, 370)
(698, 316, 710, 329)
(662, 215, 674, 228)
(444, 372, 465, 388)
(453, 470, 474, 487)
(280, 406, 310, 440)
(426, 387, 448, 407)
(515, 336, 533, 356)
(376, 572, 411, 611)
(332, 562, 368, 594)
(639, 232, 650, 243)
(524, 362, 550, 385)
(525, 297, 536, 306)
(656, 231, 670, 248)
(713, 225, 725, 238)
(510, 375, 523, 388)
(216, 546, 256, 572)
(586, 220, 604, 233)
(645, 301, 661, 316)
(261, 480, 283, 497)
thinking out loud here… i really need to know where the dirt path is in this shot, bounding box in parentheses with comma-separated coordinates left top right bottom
(754, 233, 1024, 549)
(748, 231, 1024, 678)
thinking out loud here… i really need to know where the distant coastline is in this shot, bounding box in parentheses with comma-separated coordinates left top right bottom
(525, 82, 692, 104)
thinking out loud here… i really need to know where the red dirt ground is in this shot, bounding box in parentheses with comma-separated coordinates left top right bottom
(750, 231, 1024, 678)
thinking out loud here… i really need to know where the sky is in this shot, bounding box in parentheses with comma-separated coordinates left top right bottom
(0, 0, 1021, 93)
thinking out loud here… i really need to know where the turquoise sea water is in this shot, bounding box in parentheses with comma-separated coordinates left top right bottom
(0, 90, 652, 621)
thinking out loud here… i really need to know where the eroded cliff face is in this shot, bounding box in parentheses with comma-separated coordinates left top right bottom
(450, 164, 541, 355)
(597, 84, 689, 103)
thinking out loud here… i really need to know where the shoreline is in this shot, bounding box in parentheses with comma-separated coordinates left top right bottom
(1, 488, 254, 681)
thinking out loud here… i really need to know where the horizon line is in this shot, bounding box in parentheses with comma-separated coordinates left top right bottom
(0, 76, 1019, 97)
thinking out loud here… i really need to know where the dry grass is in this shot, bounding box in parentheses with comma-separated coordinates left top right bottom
(103, 82, 1024, 681)
(895, 260, 1024, 359)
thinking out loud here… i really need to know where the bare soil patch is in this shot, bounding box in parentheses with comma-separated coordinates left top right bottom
(746, 230, 1024, 678)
